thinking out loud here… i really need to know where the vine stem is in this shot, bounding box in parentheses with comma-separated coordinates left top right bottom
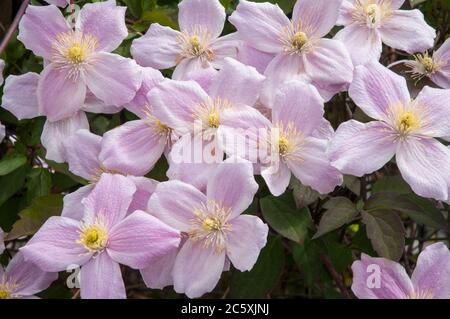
(320, 253, 352, 299)
(0, 0, 30, 56)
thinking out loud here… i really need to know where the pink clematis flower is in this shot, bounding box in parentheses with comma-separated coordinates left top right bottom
(335, 0, 436, 65)
(352, 242, 450, 299)
(131, 0, 239, 80)
(148, 158, 268, 298)
(0, 252, 57, 299)
(17, 1, 141, 122)
(329, 61, 450, 201)
(229, 0, 354, 106)
(405, 37, 450, 89)
(21, 174, 181, 299)
(62, 129, 160, 219)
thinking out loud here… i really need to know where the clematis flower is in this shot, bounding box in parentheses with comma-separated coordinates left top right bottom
(404, 37, 450, 89)
(352, 242, 450, 299)
(62, 129, 160, 219)
(329, 61, 450, 201)
(335, 0, 436, 65)
(148, 158, 268, 298)
(229, 0, 354, 106)
(148, 57, 267, 190)
(0, 252, 57, 299)
(2, 72, 120, 162)
(17, 1, 141, 122)
(131, 0, 239, 80)
(21, 174, 181, 299)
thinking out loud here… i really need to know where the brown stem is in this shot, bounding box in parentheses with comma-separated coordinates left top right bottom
(0, 0, 30, 56)
(320, 253, 352, 299)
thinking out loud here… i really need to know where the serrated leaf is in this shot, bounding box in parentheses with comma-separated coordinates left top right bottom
(0, 153, 27, 176)
(313, 197, 359, 239)
(290, 177, 322, 208)
(361, 210, 405, 261)
(261, 194, 313, 243)
(6, 194, 63, 240)
(229, 235, 285, 298)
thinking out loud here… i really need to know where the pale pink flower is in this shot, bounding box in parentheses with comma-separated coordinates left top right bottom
(131, 0, 239, 80)
(0, 252, 57, 299)
(335, 0, 436, 65)
(229, 0, 354, 106)
(329, 61, 450, 201)
(17, 1, 141, 122)
(148, 159, 268, 298)
(21, 174, 181, 299)
(352, 242, 450, 299)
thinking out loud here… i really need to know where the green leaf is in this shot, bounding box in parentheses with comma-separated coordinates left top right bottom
(372, 175, 411, 195)
(0, 153, 27, 176)
(0, 166, 28, 207)
(361, 210, 405, 261)
(6, 194, 63, 241)
(142, 9, 178, 29)
(26, 168, 52, 203)
(314, 197, 359, 239)
(261, 193, 313, 243)
(292, 238, 330, 285)
(324, 241, 353, 273)
(289, 177, 322, 208)
(343, 175, 360, 195)
(229, 236, 285, 298)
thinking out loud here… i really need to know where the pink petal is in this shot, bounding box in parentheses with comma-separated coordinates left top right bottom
(140, 247, 178, 289)
(20, 216, 92, 272)
(334, 24, 382, 66)
(390, 0, 407, 10)
(207, 158, 258, 219)
(44, 0, 69, 7)
(434, 38, 450, 64)
(228, 0, 289, 54)
(172, 57, 205, 80)
(5, 252, 57, 297)
(41, 112, 89, 163)
(178, 0, 225, 39)
(411, 242, 450, 298)
(261, 161, 291, 197)
(79, 0, 128, 52)
(107, 211, 181, 269)
(226, 215, 268, 271)
(272, 80, 324, 136)
(64, 129, 101, 180)
(236, 42, 274, 75)
(349, 61, 410, 121)
(131, 23, 181, 69)
(99, 120, 167, 176)
(85, 52, 141, 107)
(396, 137, 450, 201)
(337, 0, 356, 25)
(379, 9, 435, 54)
(80, 252, 125, 299)
(303, 38, 353, 86)
(431, 70, 450, 89)
(329, 120, 397, 177)
(62, 185, 94, 221)
(173, 239, 225, 298)
(127, 176, 158, 214)
(208, 33, 240, 69)
(82, 174, 136, 229)
(148, 180, 207, 232)
(292, 0, 342, 37)
(351, 253, 413, 299)
(37, 64, 86, 122)
(208, 57, 265, 106)
(18, 5, 70, 60)
(2, 72, 41, 120)
(82, 90, 123, 114)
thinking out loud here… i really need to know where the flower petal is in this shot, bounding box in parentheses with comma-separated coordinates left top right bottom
(396, 137, 450, 201)
(329, 120, 397, 177)
(18, 5, 70, 60)
(127, 176, 158, 214)
(349, 61, 410, 121)
(208, 33, 240, 69)
(64, 129, 101, 180)
(379, 9, 435, 54)
(351, 253, 413, 299)
(336, 0, 356, 25)
(41, 112, 89, 163)
(172, 57, 206, 80)
(292, 0, 342, 37)
(131, 23, 181, 69)
(2, 72, 41, 120)
(78, 0, 128, 52)
(207, 158, 258, 219)
(62, 185, 95, 221)
(85, 52, 141, 106)
(236, 42, 274, 75)
(226, 215, 268, 271)
(178, 0, 225, 39)
(37, 64, 86, 122)
(140, 247, 178, 289)
(261, 161, 291, 197)
(228, 0, 289, 54)
(80, 252, 125, 299)
(173, 239, 225, 298)
(20, 216, 91, 272)
(107, 211, 181, 269)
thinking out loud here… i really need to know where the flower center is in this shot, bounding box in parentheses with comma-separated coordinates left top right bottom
(202, 217, 222, 231)
(353, 1, 392, 28)
(272, 122, 305, 161)
(396, 110, 420, 135)
(77, 222, 108, 252)
(177, 26, 215, 63)
(193, 97, 232, 130)
(365, 4, 380, 25)
(0, 289, 10, 299)
(408, 289, 434, 299)
(207, 111, 220, 128)
(278, 136, 290, 156)
(291, 32, 308, 51)
(67, 45, 86, 64)
(189, 35, 202, 54)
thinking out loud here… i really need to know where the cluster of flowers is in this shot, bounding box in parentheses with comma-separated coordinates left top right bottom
(0, 0, 450, 299)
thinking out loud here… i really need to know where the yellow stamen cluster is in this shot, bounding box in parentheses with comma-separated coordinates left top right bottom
(273, 122, 305, 161)
(0, 289, 10, 299)
(207, 111, 220, 128)
(278, 135, 290, 156)
(352, 0, 393, 28)
(177, 26, 215, 64)
(291, 32, 308, 51)
(408, 289, 434, 299)
(77, 221, 108, 252)
(396, 111, 420, 135)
